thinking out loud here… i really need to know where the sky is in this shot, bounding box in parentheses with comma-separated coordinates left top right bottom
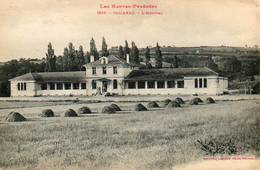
(0, 0, 259, 61)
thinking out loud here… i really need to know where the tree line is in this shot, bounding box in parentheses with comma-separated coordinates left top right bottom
(45, 37, 169, 72)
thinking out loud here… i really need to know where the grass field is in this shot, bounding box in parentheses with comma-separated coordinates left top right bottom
(0, 97, 259, 170)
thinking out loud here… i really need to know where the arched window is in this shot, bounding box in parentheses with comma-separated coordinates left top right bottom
(113, 79, 118, 89)
(194, 78, 198, 88)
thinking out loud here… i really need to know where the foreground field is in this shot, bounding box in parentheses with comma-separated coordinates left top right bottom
(0, 99, 259, 170)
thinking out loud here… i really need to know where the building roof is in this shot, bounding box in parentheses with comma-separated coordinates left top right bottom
(124, 68, 219, 81)
(9, 71, 86, 82)
(83, 55, 142, 68)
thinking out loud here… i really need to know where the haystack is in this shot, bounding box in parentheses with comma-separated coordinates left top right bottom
(39, 109, 54, 117)
(102, 106, 116, 114)
(205, 97, 215, 104)
(109, 104, 121, 111)
(64, 109, 78, 117)
(189, 99, 198, 105)
(6, 112, 26, 122)
(147, 101, 159, 108)
(167, 101, 181, 108)
(162, 99, 171, 107)
(78, 106, 92, 114)
(193, 97, 203, 103)
(175, 97, 185, 104)
(134, 103, 148, 111)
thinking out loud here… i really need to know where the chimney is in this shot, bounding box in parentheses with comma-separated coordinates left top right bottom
(90, 55, 94, 63)
(126, 54, 130, 64)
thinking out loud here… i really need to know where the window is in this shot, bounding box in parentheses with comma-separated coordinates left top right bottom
(64, 83, 71, 90)
(148, 81, 155, 88)
(21, 83, 24, 91)
(128, 82, 136, 89)
(138, 81, 145, 89)
(113, 66, 118, 74)
(49, 83, 55, 90)
(73, 83, 79, 89)
(177, 80, 184, 88)
(17, 83, 21, 91)
(92, 80, 96, 89)
(113, 80, 118, 89)
(41, 83, 47, 90)
(195, 78, 198, 88)
(199, 78, 203, 88)
(92, 67, 96, 75)
(167, 81, 175, 88)
(23, 83, 26, 91)
(81, 83, 86, 89)
(56, 83, 63, 90)
(157, 81, 165, 88)
(102, 66, 107, 74)
(204, 78, 207, 88)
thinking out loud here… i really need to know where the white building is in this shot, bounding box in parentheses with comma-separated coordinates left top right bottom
(9, 55, 228, 97)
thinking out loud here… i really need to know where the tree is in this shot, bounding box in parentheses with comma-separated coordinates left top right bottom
(56, 55, 63, 71)
(173, 55, 179, 68)
(130, 41, 139, 64)
(85, 51, 90, 63)
(68, 42, 77, 71)
(101, 37, 109, 57)
(78, 45, 85, 70)
(63, 47, 69, 71)
(144, 46, 151, 68)
(205, 56, 218, 71)
(45, 43, 56, 72)
(90, 38, 99, 61)
(118, 45, 124, 59)
(155, 43, 162, 68)
(124, 40, 130, 58)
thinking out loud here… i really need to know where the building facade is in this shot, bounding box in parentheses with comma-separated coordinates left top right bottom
(9, 55, 228, 97)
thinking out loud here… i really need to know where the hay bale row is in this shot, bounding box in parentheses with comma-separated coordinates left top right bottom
(39, 109, 54, 117)
(167, 101, 181, 108)
(135, 103, 148, 111)
(175, 97, 185, 104)
(102, 103, 122, 114)
(78, 107, 92, 114)
(5, 112, 26, 122)
(64, 109, 78, 117)
(147, 101, 159, 108)
(205, 97, 216, 104)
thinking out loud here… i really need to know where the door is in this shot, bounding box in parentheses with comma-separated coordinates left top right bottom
(102, 81, 108, 93)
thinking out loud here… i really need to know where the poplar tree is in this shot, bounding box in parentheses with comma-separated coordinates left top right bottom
(90, 38, 99, 60)
(45, 43, 56, 72)
(118, 45, 124, 59)
(155, 43, 162, 68)
(101, 37, 109, 57)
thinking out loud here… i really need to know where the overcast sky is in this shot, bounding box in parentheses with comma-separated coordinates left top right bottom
(0, 0, 259, 61)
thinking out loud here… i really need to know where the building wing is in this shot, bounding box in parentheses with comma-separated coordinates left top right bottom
(124, 68, 219, 81)
(9, 71, 86, 82)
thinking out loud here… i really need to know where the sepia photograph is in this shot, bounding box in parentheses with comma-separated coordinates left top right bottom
(0, 0, 259, 170)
